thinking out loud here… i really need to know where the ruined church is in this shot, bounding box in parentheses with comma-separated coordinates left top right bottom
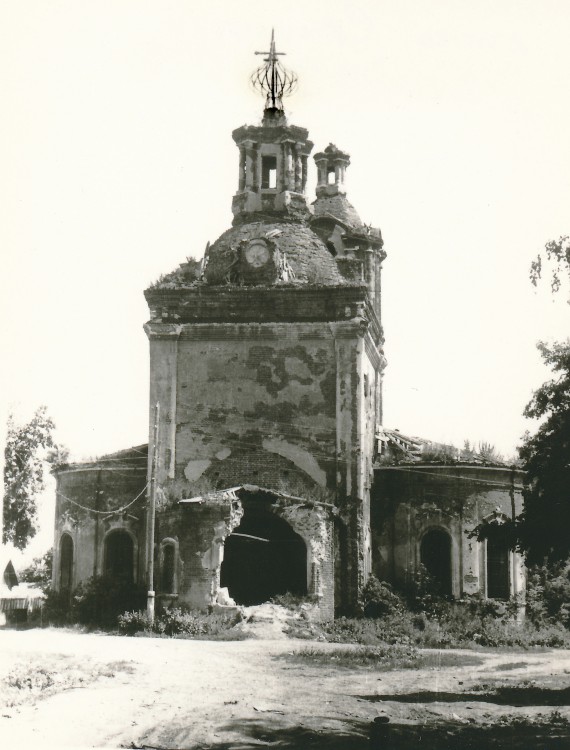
(52, 37, 525, 618)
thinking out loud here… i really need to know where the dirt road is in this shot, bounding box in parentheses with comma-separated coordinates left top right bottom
(1, 627, 570, 749)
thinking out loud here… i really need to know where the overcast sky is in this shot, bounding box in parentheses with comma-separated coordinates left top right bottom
(2, 0, 570, 560)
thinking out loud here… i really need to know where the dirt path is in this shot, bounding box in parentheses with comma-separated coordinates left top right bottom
(1, 628, 570, 749)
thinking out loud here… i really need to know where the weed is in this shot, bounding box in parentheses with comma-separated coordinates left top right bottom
(289, 600, 570, 650)
(1, 656, 133, 708)
(269, 592, 319, 611)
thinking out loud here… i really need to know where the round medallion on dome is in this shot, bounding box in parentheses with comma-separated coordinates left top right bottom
(244, 239, 270, 268)
(203, 221, 348, 287)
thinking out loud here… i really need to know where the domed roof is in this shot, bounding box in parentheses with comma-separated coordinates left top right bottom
(204, 220, 348, 286)
(312, 194, 364, 229)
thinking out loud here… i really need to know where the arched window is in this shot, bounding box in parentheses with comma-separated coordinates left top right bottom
(420, 528, 452, 596)
(60, 534, 74, 590)
(161, 543, 176, 594)
(104, 530, 134, 583)
(486, 526, 510, 600)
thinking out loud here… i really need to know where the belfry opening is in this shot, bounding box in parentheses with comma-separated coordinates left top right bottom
(221, 501, 307, 606)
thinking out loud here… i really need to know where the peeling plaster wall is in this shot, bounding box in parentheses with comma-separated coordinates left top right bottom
(371, 466, 525, 599)
(359, 344, 379, 583)
(52, 466, 147, 591)
(148, 329, 178, 484)
(172, 324, 337, 490)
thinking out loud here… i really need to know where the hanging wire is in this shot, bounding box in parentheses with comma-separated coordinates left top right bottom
(56, 482, 149, 515)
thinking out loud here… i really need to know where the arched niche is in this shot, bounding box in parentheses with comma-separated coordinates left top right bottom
(486, 525, 511, 600)
(420, 527, 452, 597)
(60, 533, 74, 591)
(104, 529, 135, 583)
(160, 538, 178, 595)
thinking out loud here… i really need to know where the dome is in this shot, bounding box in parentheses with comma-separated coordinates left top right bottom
(204, 220, 349, 286)
(312, 193, 364, 230)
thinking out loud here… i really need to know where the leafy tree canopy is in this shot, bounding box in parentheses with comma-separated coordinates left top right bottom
(517, 340, 570, 565)
(3, 406, 61, 550)
(531, 235, 570, 299)
(19, 548, 53, 589)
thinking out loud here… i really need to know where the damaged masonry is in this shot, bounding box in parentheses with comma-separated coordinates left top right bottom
(51, 35, 524, 620)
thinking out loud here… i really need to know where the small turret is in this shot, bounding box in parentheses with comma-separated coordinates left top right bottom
(314, 143, 350, 198)
(310, 144, 385, 323)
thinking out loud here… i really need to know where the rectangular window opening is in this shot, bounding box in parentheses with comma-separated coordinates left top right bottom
(327, 168, 336, 185)
(262, 156, 278, 189)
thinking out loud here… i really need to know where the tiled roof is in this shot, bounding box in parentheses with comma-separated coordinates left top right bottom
(376, 428, 511, 467)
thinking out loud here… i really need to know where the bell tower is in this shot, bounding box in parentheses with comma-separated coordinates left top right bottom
(231, 31, 314, 223)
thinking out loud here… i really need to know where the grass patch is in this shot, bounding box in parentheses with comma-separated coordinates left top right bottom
(284, 645, 484, 671)
(288, 610, 570, 650)
(131, 628, 249, 641)
(0, 655, 135, 709)
(496, 661, 529, 671)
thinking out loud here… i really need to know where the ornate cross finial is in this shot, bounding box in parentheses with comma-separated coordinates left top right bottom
(251, 29, 298, 112)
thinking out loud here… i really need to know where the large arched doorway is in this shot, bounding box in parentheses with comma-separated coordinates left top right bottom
(60, 534, 74, 590)
(220, 508, 307, 605)
(420, 528, 452, 596)
(104, 530, 134, 583)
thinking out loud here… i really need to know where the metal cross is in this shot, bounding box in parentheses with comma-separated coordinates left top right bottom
(251, 29, 297, 111)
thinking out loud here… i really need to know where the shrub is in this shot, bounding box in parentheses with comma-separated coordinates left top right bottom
(320, 614, 415, 646)
(359, 575, 404, 618)
(72, 576, 146, 629)
(118, 606, 243, 639)
(117, 610, 153, 635)
(291, 596, 570, 650)
(404, 564, 449, 614)
(526, 561, 570, 628)
(42, 586, 73, 626)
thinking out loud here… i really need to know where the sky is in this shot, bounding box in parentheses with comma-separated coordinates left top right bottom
(1, 0, 570, 562)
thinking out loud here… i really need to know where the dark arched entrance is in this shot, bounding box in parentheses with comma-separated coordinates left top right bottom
(420, 528, 452, 596)
(60, 534, 74, 590)
(104, 530, 134, 583)
(220, 508, 307, 605)
(486, 526, 510, 600)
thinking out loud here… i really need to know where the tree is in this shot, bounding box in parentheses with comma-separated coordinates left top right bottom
(531, 235, 570, 299)
(19, 548, 53, 589)
(3, 406, 56, 550)
(517, 340, 570, 565)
